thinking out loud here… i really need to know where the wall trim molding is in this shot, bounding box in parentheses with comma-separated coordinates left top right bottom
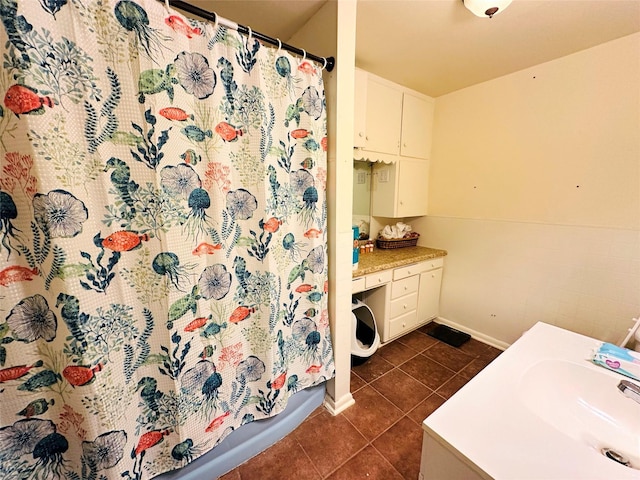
(435, 316, 510, 351)
(421, 214, 640, 233)
(323, 392, 355, 415)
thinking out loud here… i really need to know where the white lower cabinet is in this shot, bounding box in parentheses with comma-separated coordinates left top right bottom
(363, 258, 444, 343)
(418, 265, 443, 323)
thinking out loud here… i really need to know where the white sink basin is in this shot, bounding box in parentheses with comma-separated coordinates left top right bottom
(518, 359, 640, 469)
(422, 322, 640, 479)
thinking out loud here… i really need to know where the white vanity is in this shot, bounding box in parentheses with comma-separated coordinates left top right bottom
(420, 322, 640, 479)
(351, 68, 445, 344)
(352, 246, 446, 343)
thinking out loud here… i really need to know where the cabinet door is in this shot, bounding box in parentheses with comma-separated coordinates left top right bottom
(397, 158, 429, 217)
(365, 77, 402, 155)
(370, 161, 398, 217)
(418, 268, 443, 324)
(400, 93, 434, 159)
(371, 159, 429, 218)
(354, 69, 368, 148)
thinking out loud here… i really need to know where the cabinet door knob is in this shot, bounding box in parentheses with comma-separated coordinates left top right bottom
(359, 132, 364, 137)
(432, 274, 435, 278)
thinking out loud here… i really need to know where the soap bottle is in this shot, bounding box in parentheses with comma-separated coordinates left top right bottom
(352, 226, 359, 270)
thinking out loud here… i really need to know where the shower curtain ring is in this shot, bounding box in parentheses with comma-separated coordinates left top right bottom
(212, 11, 219, 30)
(164, 0, 171, 12)
(301, 49, 306, 64)
(321, 57, 328, 71)
(275, 39, 282, 67)
(247, 26, 253, 42)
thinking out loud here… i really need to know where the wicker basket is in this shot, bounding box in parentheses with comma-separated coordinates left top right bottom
(376, 234, 419, 249)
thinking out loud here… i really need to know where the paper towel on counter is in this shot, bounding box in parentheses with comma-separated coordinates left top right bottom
(380, 222, 412, 239)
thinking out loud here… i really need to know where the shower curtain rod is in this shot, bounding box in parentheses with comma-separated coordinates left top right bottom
(163, 0, 336, 72)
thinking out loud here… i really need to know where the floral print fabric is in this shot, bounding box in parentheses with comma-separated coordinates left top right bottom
(0, 1, 333, 479)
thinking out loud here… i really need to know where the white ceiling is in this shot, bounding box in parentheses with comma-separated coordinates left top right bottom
(188, 0, 640, 97)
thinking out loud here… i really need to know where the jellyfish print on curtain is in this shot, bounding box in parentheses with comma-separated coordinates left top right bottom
(0, 1, 333, 479)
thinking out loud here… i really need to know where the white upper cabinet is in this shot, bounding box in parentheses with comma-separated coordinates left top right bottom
(353, 68, 369, 148)
(363, 76, 403, 156)
(354, 69, 434, 160)
(400, 92, 434, 159)
(353, 68, 367, 148)
(371, 158, 429, 217)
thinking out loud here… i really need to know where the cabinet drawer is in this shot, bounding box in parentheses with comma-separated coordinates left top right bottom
(365, 270, 392, 289)
(352, 277, 366, 294)
(419, 257, 444, 272)
(391, 275, 419, 299)
(389, 292, 418, 319)
(394, 264, 422, 281)
(389, 310, 417, 339)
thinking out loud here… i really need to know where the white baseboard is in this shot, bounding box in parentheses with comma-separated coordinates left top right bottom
(323, 392, 355, 415)
(434, 317, 510, 351)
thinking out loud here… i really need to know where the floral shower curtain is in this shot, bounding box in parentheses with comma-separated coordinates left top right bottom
(0, 1, 334, 478)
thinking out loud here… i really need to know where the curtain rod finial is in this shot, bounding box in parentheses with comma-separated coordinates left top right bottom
(325, 57, 335, 72)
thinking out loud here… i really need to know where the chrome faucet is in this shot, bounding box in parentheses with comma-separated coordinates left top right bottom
(618, 380, 640, 404)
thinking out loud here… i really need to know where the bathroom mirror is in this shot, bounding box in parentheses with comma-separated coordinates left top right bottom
(352, 160, 372, 239)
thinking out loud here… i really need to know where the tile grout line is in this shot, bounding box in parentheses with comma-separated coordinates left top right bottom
(371, 411, 427, 480)
(342, 400, 404, 444)
(293, 438, 325, 480)
(331, 411, 420, 480)
(368, 440, 407, 480)
(319, 441, 369, 479)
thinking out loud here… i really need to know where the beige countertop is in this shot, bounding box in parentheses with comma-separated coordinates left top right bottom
(353, 246, 447, 278)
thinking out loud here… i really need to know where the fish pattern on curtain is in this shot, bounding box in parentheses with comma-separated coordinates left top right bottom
(0, 1, 334, 478)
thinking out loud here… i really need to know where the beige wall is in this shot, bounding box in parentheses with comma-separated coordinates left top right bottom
(414, 33, 640, 346)
(428, 33, 639, 229)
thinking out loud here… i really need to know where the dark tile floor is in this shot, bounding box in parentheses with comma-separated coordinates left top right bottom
(220, 322, 502, 480)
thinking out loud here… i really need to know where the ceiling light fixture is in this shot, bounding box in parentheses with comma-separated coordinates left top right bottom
(463, 0, 512, 18)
